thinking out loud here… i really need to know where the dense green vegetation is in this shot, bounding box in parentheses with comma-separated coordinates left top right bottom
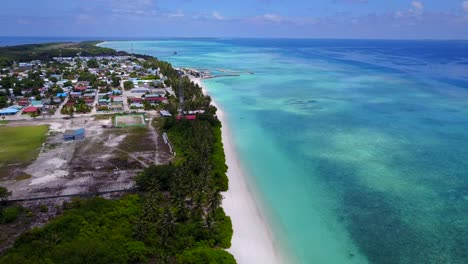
(0, 41, 124, 67)
(1, 72, 44, 96)
(0, 205, 22, 224)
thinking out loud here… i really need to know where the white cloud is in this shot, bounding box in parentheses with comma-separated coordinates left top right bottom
(408, 1, 424, 17)
(463, 1, 468, 12)
(394, 11, 404, 18)
(412, 1, 424, 11)
(167, 11, 184, 18)
(212, 11, 225, 20)
(261, 13, 284, 22)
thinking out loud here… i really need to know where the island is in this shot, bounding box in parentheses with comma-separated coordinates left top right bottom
(0, 42, 235, 263)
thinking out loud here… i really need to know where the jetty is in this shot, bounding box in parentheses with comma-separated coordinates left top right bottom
(180, 67, 254, 79)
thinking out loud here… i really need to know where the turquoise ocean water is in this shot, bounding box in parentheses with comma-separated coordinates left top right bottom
(102, 39, 468, 264)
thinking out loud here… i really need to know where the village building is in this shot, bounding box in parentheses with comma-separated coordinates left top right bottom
(22, 106, 40, 114)
(63, 128, 85, 141)
(0, 107, 20, 116)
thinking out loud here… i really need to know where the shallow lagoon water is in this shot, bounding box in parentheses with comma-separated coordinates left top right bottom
(103, 39, 468, 264)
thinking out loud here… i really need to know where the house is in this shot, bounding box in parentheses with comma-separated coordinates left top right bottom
(130, 103, 144, 108)
(152, 88, 166, 95)
(9, 105, 23, 110)
(70, 92, 82, 98)
(74, 86, 87, 92)
(42, 98, 51, 105)
(110, 102, 123, 111)
(185, 115, 197, 120)
(18, 98, 30, 106)
(63, 128, 85, 141)
(176, 115, 197, 121)
(65, 99, 76, 107)
(31, 100, 44, 108)
(184, 110, 205, 115)
(160, 110, 172, 117)
(130, 87, 150, 94)
(50, 74, 63, 81)
(112, 96, 124, 103)
(98, 99, 111, 105)
(0, 107, 19, 116)
(129, 97, 142, 103)
(74, 81, 89, 91)
(144, 95, 167, 104)
(22, 106, 39, 114)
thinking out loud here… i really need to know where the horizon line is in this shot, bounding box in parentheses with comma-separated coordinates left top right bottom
(0, 35, 467, 42)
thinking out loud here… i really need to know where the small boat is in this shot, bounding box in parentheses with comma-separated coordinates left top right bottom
(173, 51, 178, 55)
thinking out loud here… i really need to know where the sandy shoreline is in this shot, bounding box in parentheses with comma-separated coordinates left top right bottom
(190, 77, 285, 264)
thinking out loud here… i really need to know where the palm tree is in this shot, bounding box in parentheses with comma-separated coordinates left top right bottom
(207, 190, 222, 216)
(203, 214, 217, 233)
(133, 216, 149, 241)
(173, 198, 189, 222)
(192, 194, 205, 219)
(159, 207, 177, 246)
(142, 192, 161, 222)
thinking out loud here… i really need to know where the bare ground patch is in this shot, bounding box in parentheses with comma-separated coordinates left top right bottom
(0, 115, 173, 252)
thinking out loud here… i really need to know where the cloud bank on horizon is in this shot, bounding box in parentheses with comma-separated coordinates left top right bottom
(1, 0, 467, 39)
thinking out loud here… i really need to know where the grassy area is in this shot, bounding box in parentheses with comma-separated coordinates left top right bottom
(0, 125, 48, 178)
(14, 173, 32, 181)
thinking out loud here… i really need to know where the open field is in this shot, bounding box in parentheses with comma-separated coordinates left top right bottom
(0, 125, 48, 179)
(114, 114, 146, 127)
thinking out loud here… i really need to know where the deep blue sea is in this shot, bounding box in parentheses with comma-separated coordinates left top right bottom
(7, 37, 468, 263)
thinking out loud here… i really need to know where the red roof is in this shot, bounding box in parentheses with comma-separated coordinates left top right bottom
(23, 106, 39, 113)
(144, 97, 166, 102)
(74, 86, 87, 91)
(131, 97, 142, 102)
(176, 115, 197, 121)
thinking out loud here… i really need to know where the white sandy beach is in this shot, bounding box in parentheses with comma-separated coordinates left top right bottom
(191, 77, 285, 264)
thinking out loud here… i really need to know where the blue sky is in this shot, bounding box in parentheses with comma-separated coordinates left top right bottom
(1, 0, 467, 39)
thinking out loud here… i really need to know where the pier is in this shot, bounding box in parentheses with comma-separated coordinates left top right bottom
(181, 67, 254, 79)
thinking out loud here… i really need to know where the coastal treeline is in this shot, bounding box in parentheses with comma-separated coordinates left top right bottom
(0, 41, 123, 67)
(0, 45, 235, 263)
